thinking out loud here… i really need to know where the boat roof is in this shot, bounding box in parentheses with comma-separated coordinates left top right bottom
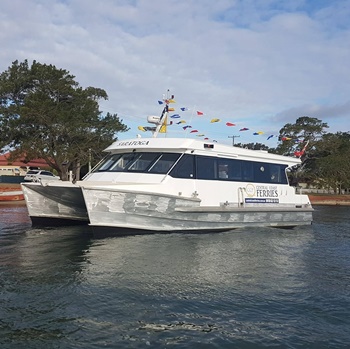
(105, 137, 301, 166)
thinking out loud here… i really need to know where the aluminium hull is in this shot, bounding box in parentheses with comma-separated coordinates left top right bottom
(82, 187, 313, 234)
(21, 182, 89, 225)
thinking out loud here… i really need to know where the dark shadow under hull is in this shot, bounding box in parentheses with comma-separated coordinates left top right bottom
(30, 216, 89, 227)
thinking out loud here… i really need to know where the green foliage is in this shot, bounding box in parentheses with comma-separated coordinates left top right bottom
(235, 142, 270, 151)
(275, 116, 329, 157)
(0, 60, 128, 180)
(312, 132, 350, 193)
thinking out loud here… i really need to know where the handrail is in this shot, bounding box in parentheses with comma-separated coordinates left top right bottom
(238, 187, 246, 207)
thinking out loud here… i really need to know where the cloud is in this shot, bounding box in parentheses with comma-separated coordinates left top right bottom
(1, 0, 349, 145)
(273, 101, 350, 133)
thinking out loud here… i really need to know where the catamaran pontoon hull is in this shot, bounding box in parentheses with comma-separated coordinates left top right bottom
(82, 187, 313, 233)
(21, 182, 89, 225)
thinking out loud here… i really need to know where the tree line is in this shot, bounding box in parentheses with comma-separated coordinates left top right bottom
(1, 60, 349, 192)
(236, 117, 350, 194)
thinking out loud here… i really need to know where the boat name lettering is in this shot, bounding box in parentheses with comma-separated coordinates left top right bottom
(117, 140, 150, 146)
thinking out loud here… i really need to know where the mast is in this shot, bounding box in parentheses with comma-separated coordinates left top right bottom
(153, 103, 168, 138)
(152, 89, 172, 138)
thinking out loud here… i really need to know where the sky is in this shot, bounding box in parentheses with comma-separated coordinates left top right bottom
(1, 0, 350, 147)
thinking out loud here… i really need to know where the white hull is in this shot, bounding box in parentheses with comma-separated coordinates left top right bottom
(21, 182, 88, 224)
(82, 187, 313, 233)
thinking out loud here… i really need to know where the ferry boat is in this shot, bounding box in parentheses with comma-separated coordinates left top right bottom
(21, 95, 313, 233)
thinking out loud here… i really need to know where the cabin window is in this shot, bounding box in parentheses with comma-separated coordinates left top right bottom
(270, 164, 288, 184)
(94, 154, 122, 171)
(196, 156, 217, 180)
(127, 153, 161, 171)
(93, 152, 181, 174)
(109, 153, 139, 171)
(253, 162, 270, 183)
(228, 160, 242, 180)
(148, 153, 181, 174)
(169, 154, 195, 178)
(242, 161, 254, 181)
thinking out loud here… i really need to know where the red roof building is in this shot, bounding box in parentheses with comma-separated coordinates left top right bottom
(0, 151, 49, 168)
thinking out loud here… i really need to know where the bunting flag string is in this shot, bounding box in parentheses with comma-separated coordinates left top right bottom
(149, 95, 287, 143)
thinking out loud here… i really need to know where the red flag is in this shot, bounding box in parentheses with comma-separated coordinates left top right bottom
(226, 122, 236, 126)
(197, 111, 204, 116)
(190, 130, 198, 133)
(294, 141, 309, 157)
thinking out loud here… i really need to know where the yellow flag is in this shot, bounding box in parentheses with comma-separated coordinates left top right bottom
(159, 116, 167, 133)
(138, 126, 146, 132)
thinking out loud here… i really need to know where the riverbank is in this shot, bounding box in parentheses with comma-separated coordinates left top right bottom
(308, 194, 350, 206)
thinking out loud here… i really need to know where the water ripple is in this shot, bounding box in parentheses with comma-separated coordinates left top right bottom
(0, 205, 350, 348)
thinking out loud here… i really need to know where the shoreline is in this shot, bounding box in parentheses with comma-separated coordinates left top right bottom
(308, 194, 350, 206)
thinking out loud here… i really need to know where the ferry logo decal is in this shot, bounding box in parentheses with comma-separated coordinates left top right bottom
(245, 184, 255, 197)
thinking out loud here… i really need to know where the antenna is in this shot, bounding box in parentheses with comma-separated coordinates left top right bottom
(228, 135, 240, 146)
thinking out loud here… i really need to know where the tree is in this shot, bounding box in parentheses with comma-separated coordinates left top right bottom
(0, 60, 128, 180)
(312, 132, 350, 193)
(272, 116, 329, 187)
(275, 116, 329, 157)
(235, 142, 270, 151)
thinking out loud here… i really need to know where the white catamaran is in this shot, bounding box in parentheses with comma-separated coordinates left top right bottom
(21, 94, 313, 233)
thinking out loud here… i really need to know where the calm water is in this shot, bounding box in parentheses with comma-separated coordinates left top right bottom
(0, 203, 349, 348)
